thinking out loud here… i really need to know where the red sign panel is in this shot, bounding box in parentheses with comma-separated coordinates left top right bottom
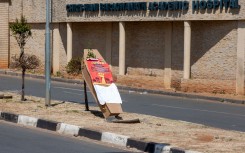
(86, 58, 114, 84)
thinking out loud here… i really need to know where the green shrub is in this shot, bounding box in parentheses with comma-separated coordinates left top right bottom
(66, 58, 82, 74)
(87, 49, 96, 59)
(55, 71, 63, 77)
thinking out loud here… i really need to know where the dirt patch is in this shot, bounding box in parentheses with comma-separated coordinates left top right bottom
(195, 134, 214, 143)
(116, 75, 166, 91)
(1, 92, 245, 153)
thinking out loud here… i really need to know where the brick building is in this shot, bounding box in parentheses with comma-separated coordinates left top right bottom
(0, 0, 244, 94)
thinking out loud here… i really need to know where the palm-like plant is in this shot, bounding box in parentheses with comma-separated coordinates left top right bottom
(10, 16, 32, 101)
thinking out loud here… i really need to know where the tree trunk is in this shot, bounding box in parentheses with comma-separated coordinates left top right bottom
(20, 47, 24, 60)
(20, 46, 25, 101)
(21, 68, 26, 101)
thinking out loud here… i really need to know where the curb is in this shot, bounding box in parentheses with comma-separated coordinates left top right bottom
(0, 70, 83, 84)
(57, 123, 80, 136)
(0, 111, 201, 153)
(37, 119, 59, 131)
(18, 115, 38, 127)
(0, 69, 244, 105)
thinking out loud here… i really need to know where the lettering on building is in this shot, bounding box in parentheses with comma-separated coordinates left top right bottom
(192, 0, 240, 10)
(66, 0, 240, 13)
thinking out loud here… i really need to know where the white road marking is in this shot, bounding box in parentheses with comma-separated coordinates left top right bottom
(63, 91, 84, 96)
(53, 86, 91, 93)
(152, 104, 245, 117)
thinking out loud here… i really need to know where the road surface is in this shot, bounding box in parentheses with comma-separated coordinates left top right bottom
(1, 74, 245, 132)
(0, 121, 133, 153)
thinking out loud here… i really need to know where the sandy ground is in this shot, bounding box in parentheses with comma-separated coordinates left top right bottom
(1, 92, 245, 153)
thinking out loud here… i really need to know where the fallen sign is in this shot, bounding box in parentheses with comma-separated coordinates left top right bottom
(82, 49, 139, 123)
(82, 49, 123, 118)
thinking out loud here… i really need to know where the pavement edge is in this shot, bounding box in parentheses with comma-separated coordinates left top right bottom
(0, 111, 201, 153)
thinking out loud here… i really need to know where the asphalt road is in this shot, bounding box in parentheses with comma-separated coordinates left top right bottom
(0, 121, 132, 153)
(1, 75, 245, 132)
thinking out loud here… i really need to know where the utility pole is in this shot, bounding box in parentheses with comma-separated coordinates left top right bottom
(45, 0, 51, 106)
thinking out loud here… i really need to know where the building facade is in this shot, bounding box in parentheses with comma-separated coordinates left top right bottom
(0, 0, 244, 94)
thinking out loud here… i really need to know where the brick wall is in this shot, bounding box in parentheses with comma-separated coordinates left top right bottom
(56, 21, 170, 77)
(111, 22, 167, 76)
(191, 21, 237, 80)
(171, 21, 184, 89)
(10, 23, 48, 71)
(58, 23, 68, 72)
(9, 0, 46, 23)
(55, 22, 109, 72)
(8, 20, 239, 92)
(0, 1, 9, 68)
(111, 22, 119, 74)
(9, 0, 66, 23)
(125, 22, 165, 76)
(171, 21, 237, 90)
(72, 22, 107, 59)
(5, 0, 244, 94)
(8, 0, 22, 22)
(58, 22, 167, 76)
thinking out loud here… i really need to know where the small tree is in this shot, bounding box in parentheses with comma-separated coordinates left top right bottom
(66, 57, 82, 75)
(10, 16, 32, 101)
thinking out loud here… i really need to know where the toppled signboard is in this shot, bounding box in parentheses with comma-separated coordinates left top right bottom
(82, 49, 139, 123)
(82, 49, 123, 118)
